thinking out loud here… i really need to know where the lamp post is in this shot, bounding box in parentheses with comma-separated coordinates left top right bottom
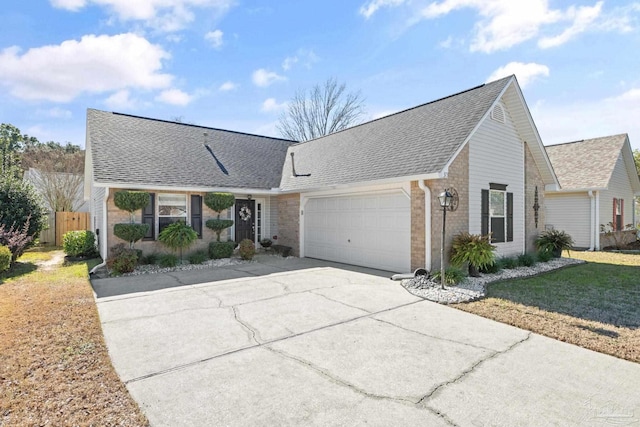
(438, 189, 453, 290)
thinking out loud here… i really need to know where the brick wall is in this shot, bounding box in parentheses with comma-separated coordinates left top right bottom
(524, 143, 546, 253)
(424, 144, 470, 271)
(277, 193, 300, 256)
(410, 182, 425, 270)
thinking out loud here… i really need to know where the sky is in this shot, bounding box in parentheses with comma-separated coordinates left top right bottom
(1, 0, 639, 151)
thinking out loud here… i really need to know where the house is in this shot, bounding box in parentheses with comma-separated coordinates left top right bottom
(545, 134, 640, 250)
(85, 75, 559, 273)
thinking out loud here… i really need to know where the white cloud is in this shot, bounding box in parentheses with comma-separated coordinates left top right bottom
(282, 49, 319, 71)
(533, 88, 640, 148)
(359, 0, 406, 19)
(0, 33, 172, 102)
(105, 90, 138, 110)
(538, 2, 603, 48)
(261, 98, 287, 113)
(219, 81, 238, 91)
(205, 29, 224, 48)
(487, 62, 549, 88)
(50, 0, 234, 32)
(366, 0, 614, 53)
(252, 68, 286, 87)
(156, 88, 192, 106)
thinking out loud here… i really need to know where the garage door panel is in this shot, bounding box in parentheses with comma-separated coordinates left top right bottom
(304, 191, 410, 272)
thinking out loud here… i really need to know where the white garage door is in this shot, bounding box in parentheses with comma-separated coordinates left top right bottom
(303, 191, 411, 273)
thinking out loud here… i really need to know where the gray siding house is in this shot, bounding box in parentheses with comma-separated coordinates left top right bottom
(545, 134, 640, 249)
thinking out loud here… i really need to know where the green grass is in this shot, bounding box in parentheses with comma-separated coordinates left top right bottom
(458, 250, 640, 363)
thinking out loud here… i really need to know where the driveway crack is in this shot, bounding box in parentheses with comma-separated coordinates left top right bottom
(265, 346, 416, 405)
(417, 332, 532, 406)
(308, 290, 371, 313)
(231, 306, 262, 345)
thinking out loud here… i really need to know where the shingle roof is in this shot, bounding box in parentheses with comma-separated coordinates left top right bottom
(545, 134, 628, 189)
(279, 76, 513, 191)
(87, 109, 294, 189)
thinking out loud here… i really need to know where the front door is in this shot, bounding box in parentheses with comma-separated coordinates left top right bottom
(235, 199, 255, 242)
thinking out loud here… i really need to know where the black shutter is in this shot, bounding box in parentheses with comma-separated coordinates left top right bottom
(191, 195, 203, 239)
(507, 192, 513, 242)
(142, 193, 155, 240)
(481, 189, 489, 236)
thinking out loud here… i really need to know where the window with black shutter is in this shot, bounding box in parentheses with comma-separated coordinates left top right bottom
(481, 185, 513, 243)
(191, 195, 203, 239)
(142, 193, 155, 240)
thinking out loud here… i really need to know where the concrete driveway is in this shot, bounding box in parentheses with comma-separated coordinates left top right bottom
(93, 255, 640, 426)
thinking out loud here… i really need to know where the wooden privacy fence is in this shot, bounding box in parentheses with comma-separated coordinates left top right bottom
(55, 212, 90, 246)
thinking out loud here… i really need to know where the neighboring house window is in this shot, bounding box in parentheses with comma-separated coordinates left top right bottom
(613, 198, 624, 231)
(158, 193, 188, 234)
(481, 184, 513, 243)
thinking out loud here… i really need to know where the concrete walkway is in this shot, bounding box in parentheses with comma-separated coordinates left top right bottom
(93, 256, 640, 426)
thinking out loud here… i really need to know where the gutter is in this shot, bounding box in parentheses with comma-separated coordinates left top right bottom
(89, 186, 109, 275)
(595, 191, 600, 250)
(588, 191, 595, 251)
(417, 180, 432, 271)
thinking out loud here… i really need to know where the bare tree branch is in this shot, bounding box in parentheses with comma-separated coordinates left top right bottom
(277, 77, 366, 141)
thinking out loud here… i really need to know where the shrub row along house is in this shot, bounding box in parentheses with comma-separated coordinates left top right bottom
(84, 75, 640, 273)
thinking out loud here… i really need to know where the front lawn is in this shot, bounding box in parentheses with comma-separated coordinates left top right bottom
(0, 249, 149, 426)
(456, 251, 640, 363)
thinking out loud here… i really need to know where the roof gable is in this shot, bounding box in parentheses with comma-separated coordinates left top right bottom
(546, 134, 638, 191)
(87, 110, 294, 190)
(279, 76, 557, 192)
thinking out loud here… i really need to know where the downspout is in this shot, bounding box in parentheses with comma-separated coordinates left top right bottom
(417, 180, 432, 271)
(595, 191, 601, 250)
(89, 187, 109, 275)
(588, 191, 595, 251)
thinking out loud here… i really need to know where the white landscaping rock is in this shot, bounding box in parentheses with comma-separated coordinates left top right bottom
(402, 257, 586, 304)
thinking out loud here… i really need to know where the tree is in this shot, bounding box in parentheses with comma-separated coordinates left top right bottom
(277, 77, 366, 142)
(0, 174, 48, 258)
(0, 123, 38, 177)
(633, 149, 640, 173)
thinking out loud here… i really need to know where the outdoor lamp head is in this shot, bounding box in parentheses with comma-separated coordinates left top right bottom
(438, 190, 453, 207)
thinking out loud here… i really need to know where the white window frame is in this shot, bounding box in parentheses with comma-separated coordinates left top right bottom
(157, 193, 188, 237)
(489, 189, 507, 243)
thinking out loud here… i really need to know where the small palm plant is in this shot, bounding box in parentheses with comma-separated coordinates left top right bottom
(158, 221, 198, 261)
(535, 229, 574, 258)
(450, 232, 496, 277)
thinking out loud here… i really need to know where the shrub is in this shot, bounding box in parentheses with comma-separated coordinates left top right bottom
(106, 243, 138, 275)
(62, 230, 97, 258)
(0, 218, 34, 262)
(158, 253, 179, 268)
(0, 175, 47, 246)
(113, 223, 149, 248)
(517, 253, 536, 267)
(204, 192, 235, 241)
(188, 250, 208, 264)
(260, 238, 273, 248)
(450, 233, 496, 277)
(500, 256, 518, 269)
(158, 221, 198, 259)
(0, 245, 11, 272)
(535, 229, 574, 257)
(209, 241, 235, 259)
(479, 261, 501, 274)
(431, 267, 465, 285)
(113, 191, 150, 220)
(272, 244, 292, 257)
(139, 253, 159, 265)
(536, 249, 553, 263)
(238, 238, 255, 260)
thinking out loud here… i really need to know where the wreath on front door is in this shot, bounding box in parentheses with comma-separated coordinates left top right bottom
(239, 206, 252, 222)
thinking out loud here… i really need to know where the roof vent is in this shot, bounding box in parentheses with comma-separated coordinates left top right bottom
(491, 104, 505, 123)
